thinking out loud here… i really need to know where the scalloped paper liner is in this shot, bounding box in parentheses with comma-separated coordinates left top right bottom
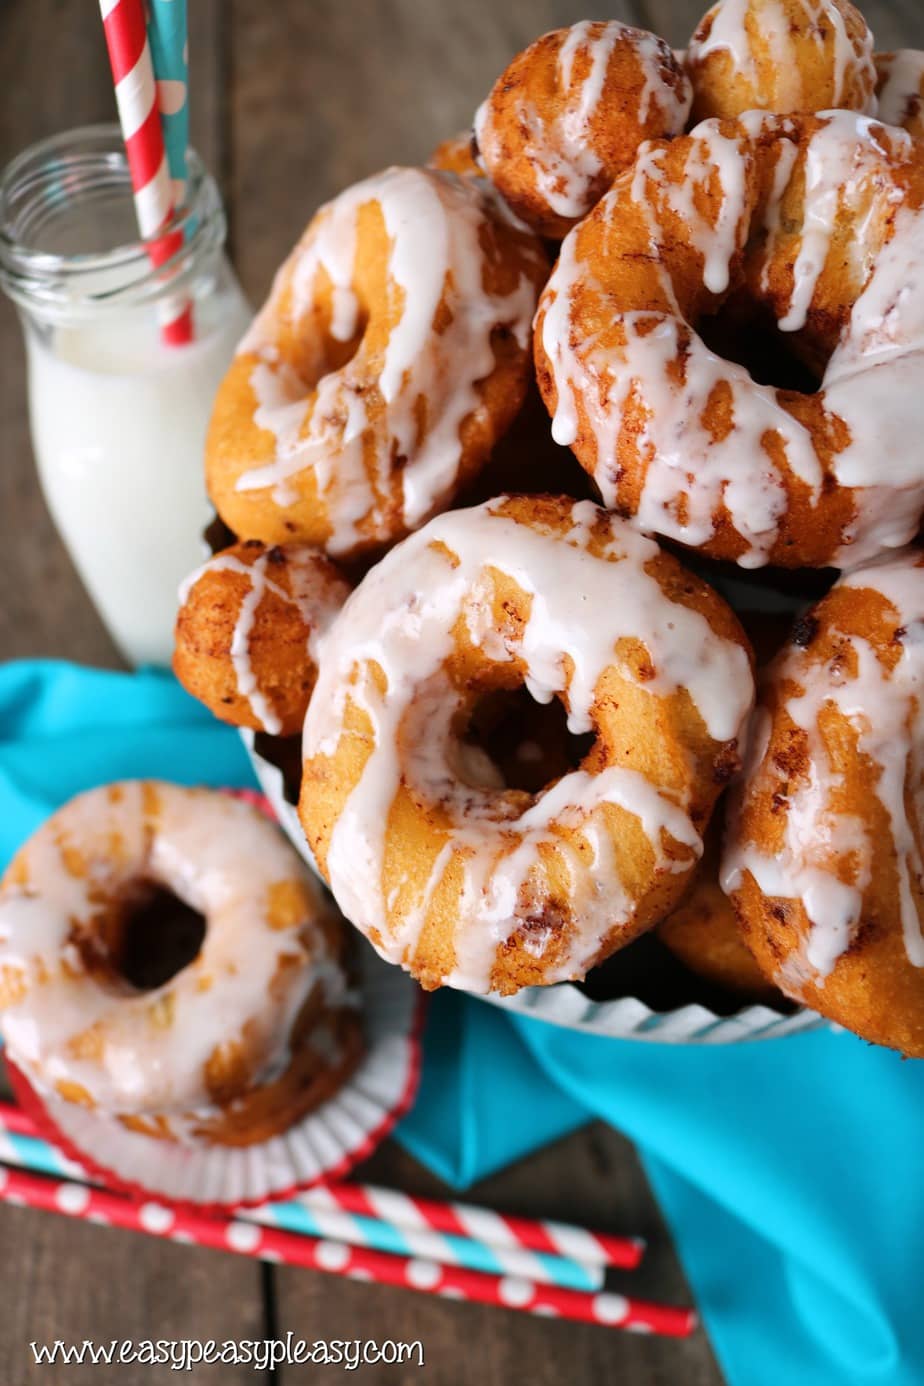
(477, 985, 826, 1043)
(248, 732, 827, 1046)
(9, 941, 425, 1211)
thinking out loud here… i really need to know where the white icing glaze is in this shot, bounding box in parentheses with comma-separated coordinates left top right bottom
(539, 111, 924, 568)
(693, 0, 762, 83)
(630, 122, 750, 297)
(723, 550, 924, 985)
(777, 122, 869, 332)
(303, 499, 753, 993)
(479, 22, 691, 224)
(233, 168, 542, 555)
(876, 49, 924, 130)
(0, 784, 349, 1114)
(179, 546, 347, 735)
(690, 0, 876, 112)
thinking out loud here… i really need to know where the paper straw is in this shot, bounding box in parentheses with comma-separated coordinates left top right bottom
(99, 0, 192, 344)
(0, 1104, 601, 1292)
(301, 1181, 646, 1272)
(146, 0, 190, 204)
(250, 1197, 604, 1291)
(0, 1159, 696, 1337)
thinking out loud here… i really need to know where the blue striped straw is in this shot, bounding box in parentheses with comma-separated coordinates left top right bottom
(0, 1124, 84, 1181)
(146, 0, 190, 202)
(250, 1197, 603, 1290)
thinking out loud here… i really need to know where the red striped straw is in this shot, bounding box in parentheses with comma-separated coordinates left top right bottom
(0, 1159, 695, 1336)
(98, 0, 192, 344)
(303, 1182, 645, 1272)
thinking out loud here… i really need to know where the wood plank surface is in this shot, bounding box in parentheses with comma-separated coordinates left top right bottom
(0, 0, 920, 1382)
(273, 1123, 721, 1386)
(1, 1206, 269, 1386)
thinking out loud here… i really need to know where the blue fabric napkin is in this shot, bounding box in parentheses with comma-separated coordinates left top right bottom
(2, 660, 922, 1386)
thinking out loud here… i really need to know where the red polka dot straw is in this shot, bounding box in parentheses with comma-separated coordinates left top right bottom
(0, 1159, 696, 1336)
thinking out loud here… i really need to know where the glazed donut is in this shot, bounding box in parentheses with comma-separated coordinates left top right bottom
(173, 539, 350, 737)
(206, 167, 547, 561)
(723, 549, 924, 1056)
(428, 131, 482, 179)
(686, 0, 876, 121)
(535, 110, 924, 570)
(876, 50, 924, 140)
(657, 821, 780, 1002)
(0, 784, 363, 1143)
(299, 495, 754, 995)
(474, 21, 691, 239)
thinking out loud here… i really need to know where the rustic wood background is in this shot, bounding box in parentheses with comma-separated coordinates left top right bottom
(0, 0, 920, 1381)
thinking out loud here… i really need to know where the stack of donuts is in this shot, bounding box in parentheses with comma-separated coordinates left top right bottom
(175, 0, 924, 1057)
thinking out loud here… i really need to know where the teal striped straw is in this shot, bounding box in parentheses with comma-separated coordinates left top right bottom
(146, 0, 190, 202)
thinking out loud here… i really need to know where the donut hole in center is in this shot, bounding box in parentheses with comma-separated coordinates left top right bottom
(460, 685, 595, 795)
(290, 307, 370, 397)
(696, 293, 829, 395)
(86, 882, 207, 993)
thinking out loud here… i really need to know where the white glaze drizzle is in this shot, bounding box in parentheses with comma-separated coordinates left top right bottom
(0, 784, 350, 1114)
(234, 168, 542, 555)
(179, 547, 347, 735)
(539, 110, 924, 568)
(775, 113, 893, 332)
(759, 135, 801, 294)
(303, 499, 753, 993)
(690, 0, 876, 111)
(723, 550, 924, 986)
(479, 22, 690, 224)
(876, 50, 924, 132)
(692, 0, 763, 84)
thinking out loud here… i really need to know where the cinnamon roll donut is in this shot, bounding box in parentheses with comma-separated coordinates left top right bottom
(299, 495, 754, 995)
(173, 540, 350, 737)
(0, 784, 363, 1144)
(206, 167, 547, 561)
(723, 549, 924, 1056)
(687, 0, 877, 121)
(535, 110, 924, 570)
(876, 50, 924, 140)
(474, 21, 691, 239)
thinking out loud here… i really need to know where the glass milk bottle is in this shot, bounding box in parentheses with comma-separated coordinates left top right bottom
(0, 126, 251, 666)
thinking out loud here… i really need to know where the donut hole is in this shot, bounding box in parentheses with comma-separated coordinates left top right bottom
(460, 685, 595, 795)
(287, 309, 370, 397)
(284, 202, 394, 394)
(85, 882, 207, 993)
(696, 294, 826, 395)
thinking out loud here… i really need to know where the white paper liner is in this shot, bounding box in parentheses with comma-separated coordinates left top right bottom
(246, 729, 827, 1046)
(478, 984, 827, 1043)
(20, 941, 422, 1208)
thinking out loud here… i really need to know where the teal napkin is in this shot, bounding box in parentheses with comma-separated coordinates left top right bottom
(2, 660, 921, 1386)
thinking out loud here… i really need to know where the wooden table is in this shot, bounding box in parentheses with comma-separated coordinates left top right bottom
(0, 1, 920, 1381)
